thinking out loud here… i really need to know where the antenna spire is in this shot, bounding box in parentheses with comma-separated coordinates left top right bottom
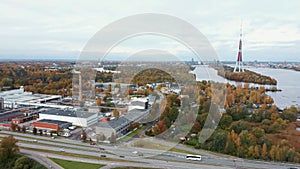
(234, 22, 244, 72)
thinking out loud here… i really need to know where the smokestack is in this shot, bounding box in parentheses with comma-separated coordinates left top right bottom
(79, 73, 82, 102)
(0, 97, 4, 110)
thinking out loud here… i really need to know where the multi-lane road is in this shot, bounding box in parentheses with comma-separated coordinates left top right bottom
(1, 130, 300, 169)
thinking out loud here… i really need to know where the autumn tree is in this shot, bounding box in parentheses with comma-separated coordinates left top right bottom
(96, 98, 101, 106)
(0, 135, 19, 161)
(113, 109, 120, 118)
(10, 123, 17, 132)
(21, 126, 26, 133)
(81, 130, 87, 142)
(128, 123, 135, 131)
(261, 143, 268, 160)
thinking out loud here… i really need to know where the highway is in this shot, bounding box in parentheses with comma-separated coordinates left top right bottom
(1, 130, 300, 169)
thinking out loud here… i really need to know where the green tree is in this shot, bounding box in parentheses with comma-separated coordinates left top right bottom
(251, 127, 265, 139)
(281, 106, 297, 122)
(229, 120, 249, 134)
(32, 127, 37, 135)
(211, 130, 227, 153)
(219, 114, 233, 129)
(13, 156, 46, 169)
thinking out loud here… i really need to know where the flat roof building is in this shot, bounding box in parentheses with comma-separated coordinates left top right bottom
(33, 119, 72, 131)
(0, 109, 24, 122)
(39, 108, 97, 127)
(0, 87, 63, 109)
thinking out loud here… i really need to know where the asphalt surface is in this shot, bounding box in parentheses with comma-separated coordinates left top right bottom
(1, 131, 300, 169)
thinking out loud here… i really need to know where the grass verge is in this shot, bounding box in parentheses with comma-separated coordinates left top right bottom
(111, 167, 160, 169)
(50, 158, 105, 169)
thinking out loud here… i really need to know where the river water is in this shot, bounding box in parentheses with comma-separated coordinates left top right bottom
(191, 65, 300, 109)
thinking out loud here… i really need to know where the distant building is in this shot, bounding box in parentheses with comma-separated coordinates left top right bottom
(0, 109, 24, 122)
(39, 108, 97, 127)
(0, 86, 63, 109)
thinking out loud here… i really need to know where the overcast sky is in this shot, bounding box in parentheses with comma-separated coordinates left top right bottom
(0, 0, 300, 62)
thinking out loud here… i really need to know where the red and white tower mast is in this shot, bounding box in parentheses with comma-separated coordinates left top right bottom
(233, 24, 244, 72)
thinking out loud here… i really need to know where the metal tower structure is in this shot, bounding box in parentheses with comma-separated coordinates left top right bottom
(233, 24, 244, 72)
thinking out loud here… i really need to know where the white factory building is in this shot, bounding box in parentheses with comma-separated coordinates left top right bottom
(0, 86, 63, 109)
(39, 108, 97, 127)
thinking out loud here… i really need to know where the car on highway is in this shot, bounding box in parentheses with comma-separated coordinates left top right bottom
(60, 148, 65, 152)
(99, 147, 105, 150)
(186, 154, 202, 161)
(100, 155, 106, 157)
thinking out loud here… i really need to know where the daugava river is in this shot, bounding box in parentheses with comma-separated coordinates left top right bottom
(191, 65, 300, 109)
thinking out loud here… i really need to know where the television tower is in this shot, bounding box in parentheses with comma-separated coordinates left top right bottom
(233, 23, 244, 72)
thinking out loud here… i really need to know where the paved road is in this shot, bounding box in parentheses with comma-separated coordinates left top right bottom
(1, 130, 300, 169)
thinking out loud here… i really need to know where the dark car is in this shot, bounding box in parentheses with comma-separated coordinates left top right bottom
(100, 155, 106, 158)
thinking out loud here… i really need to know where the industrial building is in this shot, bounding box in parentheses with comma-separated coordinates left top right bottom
(0, 109, 25, 122)
(33, 119, 72, 131)
(96, 108, 151, 140)
(39, 108, 97, 127)
(0, 86, 63, 109)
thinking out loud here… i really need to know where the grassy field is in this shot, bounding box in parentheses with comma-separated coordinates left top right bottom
(131, 140, 170, 150)
(117, 125, 146, 143)
(50, 158, 105, 169)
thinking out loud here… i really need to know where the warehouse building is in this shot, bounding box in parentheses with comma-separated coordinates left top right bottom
(33, 119, 72, 131)
(0, 86, 63, 109)
(96, 108, 151, 140)
(39, 108, 97, 127)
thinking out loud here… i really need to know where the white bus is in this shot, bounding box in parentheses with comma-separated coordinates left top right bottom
(186, 154, 202, 161)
